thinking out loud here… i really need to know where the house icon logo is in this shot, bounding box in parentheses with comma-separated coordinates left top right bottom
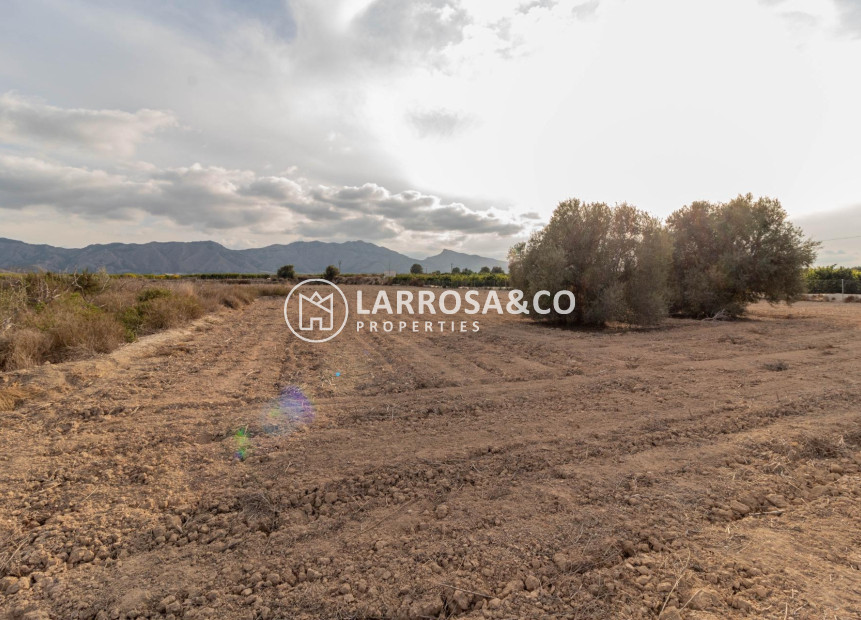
(284, 279, 349, 343)
(299, 290, 334, 331)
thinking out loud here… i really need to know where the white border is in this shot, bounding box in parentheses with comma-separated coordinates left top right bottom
(283, 279, 349, 343)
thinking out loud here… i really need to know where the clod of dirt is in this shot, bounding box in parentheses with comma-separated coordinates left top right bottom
(524, 574, 541, 591)
(500, 578, 524, 598)
(434, 504, 450, 519)
(443, 587, 473, 613)
(552, 552, 569, 571)
(765, 494, 788, 509)
(659, 608, 682, 620)
(729, 500, 751, 515)
(688, 589, 721, 610)
(408, 596, 443, 619)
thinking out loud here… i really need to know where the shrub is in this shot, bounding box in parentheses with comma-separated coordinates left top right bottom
(324, 265, 340, 281)
(491, 266, 504, 274)
(479, 266, 491, 274)
(410, 263, 424, 275)
(0, 328, 52, 370)
(137, 287, 173, 303)
(667, 194, 818, 317)
(0, 274, 267, 370)
(277, 265, 296, 279)
(509, 199, 670, 326)
(137, 293, 204, 331)
(451, 267, 461, 274)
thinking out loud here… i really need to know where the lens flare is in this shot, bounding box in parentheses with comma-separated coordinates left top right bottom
(261, 386, 315, 436)
(233, 425, 251, 461)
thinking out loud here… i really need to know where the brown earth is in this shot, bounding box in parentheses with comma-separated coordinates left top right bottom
(1, 287, 860, 620)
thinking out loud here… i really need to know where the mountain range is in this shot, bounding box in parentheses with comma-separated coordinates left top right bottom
(0, 238, 508, 275)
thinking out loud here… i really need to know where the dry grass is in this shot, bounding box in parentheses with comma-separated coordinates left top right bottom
(0, 273, 287, 372)
(0, 383, 29, 412)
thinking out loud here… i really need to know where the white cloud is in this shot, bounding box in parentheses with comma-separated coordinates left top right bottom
(1, 0, 860, 259)
(0, 92, 178, 157)
(0, 155, 526, 244)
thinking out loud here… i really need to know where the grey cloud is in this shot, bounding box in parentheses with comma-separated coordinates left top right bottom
(0, 92, 178, 157)
(518, 0, 557, 15)
(352, 0, 471, 66)
(571, 0, 600, 20)
(311, 183, 522, 234)
(408, 108, 474, 138)
(295, 216, 400, 241)
(834, 0, 861, 37)
(0, 156, 527, 238)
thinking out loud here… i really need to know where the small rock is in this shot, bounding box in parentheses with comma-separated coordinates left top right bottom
(829, 464, 843, 474)
(435, 504, 450, 519)
(552, 553, 569, 571)
(656, 581, 673, 593)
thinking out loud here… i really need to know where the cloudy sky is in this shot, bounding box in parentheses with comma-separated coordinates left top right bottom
(1, 0, 860, 262)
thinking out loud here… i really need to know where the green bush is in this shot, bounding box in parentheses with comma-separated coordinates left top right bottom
(509, 199, 670, 326)
(277, 265, 296, 279)
(667, 194, 818, 317)
(324, 265, 340, 281)
(137, 287, 173, 303)
(388, 272, 509, 288)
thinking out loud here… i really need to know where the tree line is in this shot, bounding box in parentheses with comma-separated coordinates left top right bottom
(509, 194, 819, 326)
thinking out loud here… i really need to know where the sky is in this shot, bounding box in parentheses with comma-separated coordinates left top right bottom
(0, 0, 860, 263)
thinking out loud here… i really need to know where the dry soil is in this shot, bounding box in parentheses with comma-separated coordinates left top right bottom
(1, 288, 860, 619)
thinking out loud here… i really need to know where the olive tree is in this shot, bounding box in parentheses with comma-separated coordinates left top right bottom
(509, 199, 670, 326)
(667, 194, 818, 317)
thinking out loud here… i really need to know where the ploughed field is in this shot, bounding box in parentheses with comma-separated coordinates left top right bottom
(1, 286, 860, 620)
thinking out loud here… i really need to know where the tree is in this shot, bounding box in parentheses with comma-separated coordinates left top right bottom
(323, 265, 340, 281)
(479, 266, 491, 274)
(410, 263, 424, 274)
(451, 267, 461, 274)
(667, 194, 818, 317)
(276, 265, 296, 279)
(462, 268, 474, 275)
(509, 199, 670, 326)
(491, 266, 504, 274)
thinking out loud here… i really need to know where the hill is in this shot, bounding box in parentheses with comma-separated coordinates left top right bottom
(0, 238, 507, 274)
